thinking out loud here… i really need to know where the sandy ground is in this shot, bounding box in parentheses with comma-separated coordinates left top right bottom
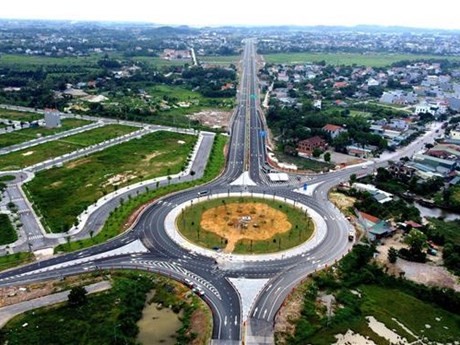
(187, 110, 232, 130)
(201, 203, 291, 252)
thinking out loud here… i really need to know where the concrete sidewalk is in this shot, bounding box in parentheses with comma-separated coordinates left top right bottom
(0, 281, 112, 328)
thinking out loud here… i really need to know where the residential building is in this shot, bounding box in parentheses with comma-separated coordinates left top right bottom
(322, 124, 346, 139)
(297, 136, 327, 155)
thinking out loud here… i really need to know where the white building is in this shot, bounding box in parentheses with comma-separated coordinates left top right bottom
(44, 109, 61, 128)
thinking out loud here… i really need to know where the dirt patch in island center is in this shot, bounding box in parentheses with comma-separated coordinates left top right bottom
(200, 203, 291, 252)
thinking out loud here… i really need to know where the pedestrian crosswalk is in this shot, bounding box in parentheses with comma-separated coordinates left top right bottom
(135, 259, 222, 300)
(27, 234, 44, 240)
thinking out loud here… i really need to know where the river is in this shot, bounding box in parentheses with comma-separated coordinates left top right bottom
(413, 201, 460, 221)
(136, 291, 182, 345)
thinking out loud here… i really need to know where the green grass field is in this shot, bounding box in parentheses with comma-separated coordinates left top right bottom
(0, 108, 43, 122)
(305, 284, 460, 344)
(177, 197, 314, 254)
(0, 54, 102, 68)
(263, 52, 460, 67)
(27, 131, 195, 233)
(0, 124, 136, 171)
(0, 214, 17, 245)
(0, 119, 91, 149)
(54, 134, 227, 252)
(199, 55, 240, 66)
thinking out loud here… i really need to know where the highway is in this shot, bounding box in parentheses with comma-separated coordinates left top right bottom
(0, 39, 439, 344)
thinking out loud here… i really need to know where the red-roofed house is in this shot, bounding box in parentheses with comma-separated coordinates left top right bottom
(297, 136, 327, 155)
(323, 124, 346, 139)
(333, 81, 349, 89)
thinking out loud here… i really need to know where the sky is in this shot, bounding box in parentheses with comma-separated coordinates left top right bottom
(1, 0, 459, 30)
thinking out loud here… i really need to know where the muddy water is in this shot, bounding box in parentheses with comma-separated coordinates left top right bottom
(137, 292, 182, 345)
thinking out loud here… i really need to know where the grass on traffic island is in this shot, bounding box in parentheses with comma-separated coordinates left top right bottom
(177, 197, 314, 254)
(0, 252, 33, 272)
(54, 134, 227, 253)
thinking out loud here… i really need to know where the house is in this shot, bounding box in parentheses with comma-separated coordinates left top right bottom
(352, 183, 393, 204)
(357, 211, 394, 241)
(346, 145, 373, 158)
(323, 124, 346, 139)
(297, 136, 327, 155)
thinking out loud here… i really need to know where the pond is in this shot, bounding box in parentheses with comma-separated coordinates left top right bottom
(136, 291, 182, 345)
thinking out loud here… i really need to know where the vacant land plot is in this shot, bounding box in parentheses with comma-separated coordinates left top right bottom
(0, 109, 42, 122)
(0, 124, 136, 171)
(263, 52, 460, 67)
(0, 214, 17, 245)
(27, 131, 195, 233)
(0, 119, 91, 149)
(177, 197, 314, 254)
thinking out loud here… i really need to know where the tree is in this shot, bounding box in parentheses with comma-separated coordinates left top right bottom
(404, 229, 427, 255)
(312, 148, 322, 158)
(67, 286, 88, 307)
(349, 173, 357, 186)
(388, 247, 398, 263)
(324, 152, 331, 163)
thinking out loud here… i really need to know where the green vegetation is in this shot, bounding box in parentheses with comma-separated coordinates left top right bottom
(55, 134, 227, 252)
(275, 151, 332, 172)
(0, 108, 42, 122)
(283, 245, 460, 345)
(425, 218, 460, 275)
(0, 214, 17, 245)
(0, 271, 206, 345)
(0, 252, 33, 271)
(0, 124, 136, 171)
(0, 53, 101, 69)
(263, 52, 460, 67)
(0, 175, 16, 182)
(0, 118, 91, 149)
(199, 55, 239, 66)
(177, 197, 314, 254)
(27, 131, 195, 233)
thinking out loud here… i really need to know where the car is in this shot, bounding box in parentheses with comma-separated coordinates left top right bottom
(197, 190, 209, 196)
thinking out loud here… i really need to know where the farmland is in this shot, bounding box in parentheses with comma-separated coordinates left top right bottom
(263, 52, 460, 67)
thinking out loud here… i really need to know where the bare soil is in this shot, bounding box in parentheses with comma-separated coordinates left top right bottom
(274, 280, 309, 344)
(187, 110, 232, 130)
(200, 203, 291, 252)
(376, 234, 460, 291)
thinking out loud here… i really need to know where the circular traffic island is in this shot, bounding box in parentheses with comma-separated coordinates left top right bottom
(176, 197, 314, 254)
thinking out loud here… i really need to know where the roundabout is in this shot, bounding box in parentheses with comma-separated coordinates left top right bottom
(164, 192, 329, 262)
